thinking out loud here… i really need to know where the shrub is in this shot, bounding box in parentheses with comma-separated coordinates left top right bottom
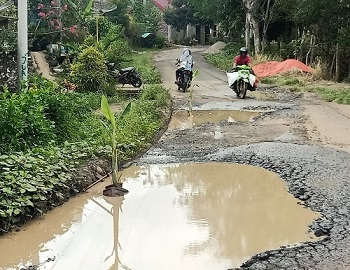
(42, 91, 108, 144)
(205, 52, 233, 71)
(154, 34, 166, 49)
(0, 90, 56, 153)
(100, 24, 131, 63)
(0, 141, 100, 233)
(130, 53, 162, 84)
(70, 46, 108, 93)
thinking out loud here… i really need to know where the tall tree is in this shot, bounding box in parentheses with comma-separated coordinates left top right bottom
(164, 0, 200, 37)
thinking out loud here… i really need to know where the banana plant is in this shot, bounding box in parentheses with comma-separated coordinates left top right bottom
(101, 95, 130, 185)
(188, 69, 199, 115)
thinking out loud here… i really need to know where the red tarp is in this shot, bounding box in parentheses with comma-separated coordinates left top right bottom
(253, 59, 315, 78)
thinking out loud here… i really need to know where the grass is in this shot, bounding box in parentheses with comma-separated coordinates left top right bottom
(306, 87, 350, 104)
(127, 52, 162, 84)
(204, 52, 234, 71)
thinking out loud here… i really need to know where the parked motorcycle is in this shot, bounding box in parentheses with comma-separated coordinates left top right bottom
(227, 65, 256, 99)
(175, 58, 192, 92)
(108, 63, 142, 88)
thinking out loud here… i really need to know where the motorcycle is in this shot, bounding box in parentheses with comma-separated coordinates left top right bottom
(108, 63, 142, 88)
(175, 58, 192, 92)
(227, 65, 256, 99)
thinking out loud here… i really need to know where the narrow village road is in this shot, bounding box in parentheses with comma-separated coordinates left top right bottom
(136, 46, 350, 269)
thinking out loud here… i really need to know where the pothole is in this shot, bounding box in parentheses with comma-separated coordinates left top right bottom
(169, 110, 264, 130)
(0, 163, 320, 270)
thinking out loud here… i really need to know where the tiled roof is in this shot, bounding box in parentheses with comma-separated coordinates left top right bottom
(152, 0, 172, 11)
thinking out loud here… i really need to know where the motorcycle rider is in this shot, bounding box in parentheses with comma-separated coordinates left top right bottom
(175, 48, 193, 84)
(232, 47, 257, 90)
(233, 47, 252, 69)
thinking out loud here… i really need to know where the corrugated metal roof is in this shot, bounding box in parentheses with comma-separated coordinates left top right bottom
(152, 0, 172, 11)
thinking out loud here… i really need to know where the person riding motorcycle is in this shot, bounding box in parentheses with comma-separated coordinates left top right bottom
(232, 47, 257, 90)
(175, 48, 193, 84)
(233, 47, 252, 69)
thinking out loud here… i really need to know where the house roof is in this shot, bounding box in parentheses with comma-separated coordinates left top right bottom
(152, 0, 172, 11)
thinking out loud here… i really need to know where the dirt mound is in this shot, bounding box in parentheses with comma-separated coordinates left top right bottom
(253, 59, 315, 78)
(204, 41, 226, 54)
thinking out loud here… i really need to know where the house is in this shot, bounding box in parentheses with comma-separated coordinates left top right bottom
(151, 0, 219, 45)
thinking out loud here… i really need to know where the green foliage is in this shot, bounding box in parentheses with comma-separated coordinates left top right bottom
(0, 141, 99, 233)
(115, 85, 170, 160)
(164, 1, 199, 33)
(205, 52, 234, 71)
(42, 91, 106, 144)
(100, 25, 131, 63)
(0, 90, 56, 153)
(307, 87, 350, 105)
(139, 84, 171, 108)
(70, 46, 108, 93)
(132, 0, 163, 33)
(129, 53, 162, 84)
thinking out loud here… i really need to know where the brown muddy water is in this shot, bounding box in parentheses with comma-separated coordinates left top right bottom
(0, 163, 319, 270)
(168, 110, 263, 130)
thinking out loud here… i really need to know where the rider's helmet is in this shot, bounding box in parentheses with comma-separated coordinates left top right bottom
(239, 47, 248, 56)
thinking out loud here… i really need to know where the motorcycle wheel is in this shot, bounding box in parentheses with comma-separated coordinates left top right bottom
(237, 80, 247, 99)
(130, 77, 142, 88)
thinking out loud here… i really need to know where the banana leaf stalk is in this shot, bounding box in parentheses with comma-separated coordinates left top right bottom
(188, 69, 199, 115)
(101, 95, 131, 185)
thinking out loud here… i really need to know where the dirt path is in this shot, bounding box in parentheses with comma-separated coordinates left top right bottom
(304, 101, 350, 153)
(30, 51, 56, 81)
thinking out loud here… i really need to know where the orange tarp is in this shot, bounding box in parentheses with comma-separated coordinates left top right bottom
(253, 59, 315, 78)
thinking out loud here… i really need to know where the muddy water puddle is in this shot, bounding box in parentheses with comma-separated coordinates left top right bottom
(0, 163, 319, 270)
(169, 110, 263, 130)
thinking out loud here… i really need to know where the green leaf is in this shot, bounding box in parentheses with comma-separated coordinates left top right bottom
(101, 95, 116, 128)
(84, 0, 94, 17)
(66, 0, 78, 10)
(25, 185, 37, 192)
(193, 69, 199, 80)
(118, 102, 131, 121)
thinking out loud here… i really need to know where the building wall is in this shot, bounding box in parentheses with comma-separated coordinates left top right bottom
(167, 24, 219, 45)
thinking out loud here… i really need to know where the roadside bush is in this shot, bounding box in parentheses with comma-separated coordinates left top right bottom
(0, 141, 100, 233)
(140, 84, 170, 108)
(115, 85, 169, 159)
(100, 24, 131, 63)
(42, 92, 107, 143)
(154, 34, 166, 49)
(0, 90, 56, 153)
(205, 52, 234, 71)
(307, 87, 350, 105)
(70, 46, 108, 93)
(130, 53, 162, 84)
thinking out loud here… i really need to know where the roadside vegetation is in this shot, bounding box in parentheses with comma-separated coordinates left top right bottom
(0, 0, 170, 233)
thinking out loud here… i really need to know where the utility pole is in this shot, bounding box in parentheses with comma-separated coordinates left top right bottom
(17, 0, 28, 92)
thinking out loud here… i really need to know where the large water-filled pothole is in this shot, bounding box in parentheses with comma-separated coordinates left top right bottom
(169, 110, 263, 130)
(0, 163, 319, 270)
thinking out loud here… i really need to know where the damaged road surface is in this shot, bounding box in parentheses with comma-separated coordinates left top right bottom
(1, 47, 350, 270)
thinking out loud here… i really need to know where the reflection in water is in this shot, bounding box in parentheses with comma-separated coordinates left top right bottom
(0, 163, 319, 270)
(168, 110, 262, 130)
